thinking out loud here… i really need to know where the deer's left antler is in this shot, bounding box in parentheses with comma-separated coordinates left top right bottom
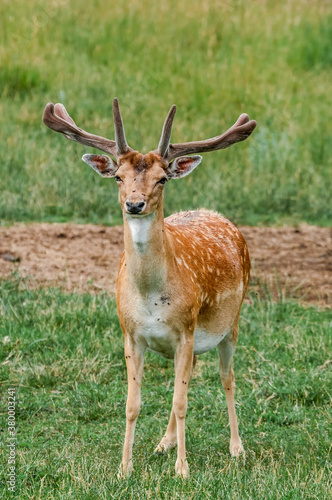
(156, 109, 256, 161)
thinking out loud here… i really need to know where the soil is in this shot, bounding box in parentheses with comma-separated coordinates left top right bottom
(0, 222, 331, 306)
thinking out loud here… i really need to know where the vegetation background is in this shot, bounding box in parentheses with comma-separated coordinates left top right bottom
(1, 0, 332, 227)
(0, 0, 331, 498)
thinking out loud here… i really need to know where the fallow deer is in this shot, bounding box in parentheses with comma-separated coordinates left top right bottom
(43, 99, 256, 477)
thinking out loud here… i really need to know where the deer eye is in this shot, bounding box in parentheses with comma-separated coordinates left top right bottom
(115, 176, 123, 182)
(157, 177, 168, 185)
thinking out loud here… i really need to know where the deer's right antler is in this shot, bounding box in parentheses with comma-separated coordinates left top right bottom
(42, 99, 133, 158)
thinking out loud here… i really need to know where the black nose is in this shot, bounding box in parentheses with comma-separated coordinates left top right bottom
(125, 201, 145, 214)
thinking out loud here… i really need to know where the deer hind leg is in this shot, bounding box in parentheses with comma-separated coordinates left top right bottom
(218, 328, 244, 457)
(119, 338, 145, 477)
(154, 354, 197, 456)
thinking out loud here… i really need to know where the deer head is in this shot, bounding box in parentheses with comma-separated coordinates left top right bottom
(43, 98, 256, 216)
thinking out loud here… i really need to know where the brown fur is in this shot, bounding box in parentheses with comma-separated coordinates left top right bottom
(116, 154, 249, 477)
(42, 100, 256, 479)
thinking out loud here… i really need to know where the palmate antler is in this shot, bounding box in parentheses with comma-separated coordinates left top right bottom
(156, 107, 257, 161)
(43, 98, 256, 161)
(42, 98, 132, 158)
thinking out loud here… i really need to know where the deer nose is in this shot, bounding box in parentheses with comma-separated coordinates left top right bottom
(125, 201, 145, 214)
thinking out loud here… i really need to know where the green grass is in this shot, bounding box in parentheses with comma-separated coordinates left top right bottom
(1, 0, 332, 226)
(0, 276, 331, 498)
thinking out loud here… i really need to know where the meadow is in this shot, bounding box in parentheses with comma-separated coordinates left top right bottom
(1, 0, 331, 498)
(0, 277, 331, 499)
(0, 0, 332, 226)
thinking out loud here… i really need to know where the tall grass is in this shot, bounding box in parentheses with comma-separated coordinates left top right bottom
(1, 0, 332, 226)
(0, 277, 331, 498)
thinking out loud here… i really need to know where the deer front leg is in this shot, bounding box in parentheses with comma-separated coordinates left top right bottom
(119, 337, 145, 477)
(218, 330, 244, 457)
(172, 336, 194, 478)
(155, 355, 197, 455)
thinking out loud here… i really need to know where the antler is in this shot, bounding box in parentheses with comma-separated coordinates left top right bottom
(156, 112, 257, 162)
(42, 99, 133, 158)
(112, 98, 132, 156)
(157, 104, 177, 158)
(43, 100, 256, 160)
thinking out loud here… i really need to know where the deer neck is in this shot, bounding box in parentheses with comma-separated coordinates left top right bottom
(123, 203, 170, 295)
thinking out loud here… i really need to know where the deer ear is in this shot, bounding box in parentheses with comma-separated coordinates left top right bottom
(82, 154, 118, 178)
(166, 155, 202, 179)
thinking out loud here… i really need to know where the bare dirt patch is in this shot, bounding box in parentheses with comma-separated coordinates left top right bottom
(0, 223, 331, 306)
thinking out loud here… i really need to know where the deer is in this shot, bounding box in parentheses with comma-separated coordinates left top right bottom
(42, 99, 256, 478)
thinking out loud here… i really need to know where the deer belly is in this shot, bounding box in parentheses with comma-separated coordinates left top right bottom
(193, 328, 229, 354)
(138, 320, 177, 359)
(137, 315, 229, 358)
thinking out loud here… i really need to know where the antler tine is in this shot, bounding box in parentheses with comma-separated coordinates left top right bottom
(43, 103, 119, 157)
(164, 113, 257, 162)
(112, 98, 132, 156)
(157, 104, 177, 158)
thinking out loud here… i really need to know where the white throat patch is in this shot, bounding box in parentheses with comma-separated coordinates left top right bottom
(126, 213, 155, 254)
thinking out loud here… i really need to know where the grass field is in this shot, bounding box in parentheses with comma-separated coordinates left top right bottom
(1, 1, 331, 498)
(0, 277, 331, 498)
(1, 0, 332, 226)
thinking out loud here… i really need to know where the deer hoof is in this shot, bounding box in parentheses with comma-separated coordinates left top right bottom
(175, 458, 189, 478)
(117, 460, 133, 478)
(230, 439, 244, 457)
(154, 435, 177, 455)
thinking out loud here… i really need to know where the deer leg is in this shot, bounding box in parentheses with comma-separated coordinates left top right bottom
(154, 355, 197, 455)
(119, 337, 145, 477)
(154, 408, 177, 454)
(218, 329, 244, 457)
(172, 337, 194, 477)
